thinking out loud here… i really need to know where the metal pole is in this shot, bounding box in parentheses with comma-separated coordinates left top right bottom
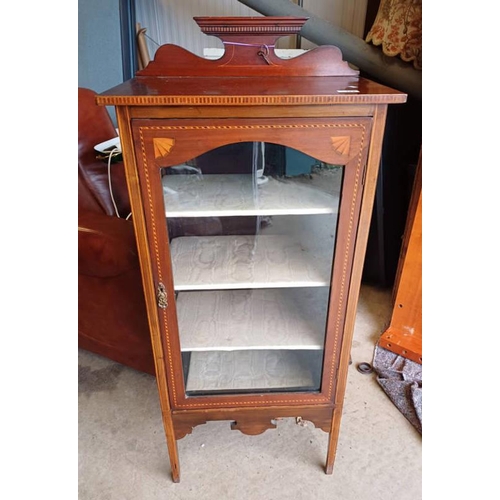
(237, 0, 421, 100)
(296, 0, 303, 49)
(119, 0, 138, 81)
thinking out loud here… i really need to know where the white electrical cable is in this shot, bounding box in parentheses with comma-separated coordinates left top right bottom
(107, 146, 122, 218)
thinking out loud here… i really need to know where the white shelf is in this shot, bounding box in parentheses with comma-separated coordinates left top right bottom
(162, 174, 339, 217)
(170, 235, 332, 291)
(177, 288, 329, 351)
(185, 349, 322, 393)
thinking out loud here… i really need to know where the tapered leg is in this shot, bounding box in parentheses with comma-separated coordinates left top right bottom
(161, 411, 181, 482)
(167, 435, 180, 483)
(325, 407, 342, 474)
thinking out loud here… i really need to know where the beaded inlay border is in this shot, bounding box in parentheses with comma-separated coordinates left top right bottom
(137, 122, 367, 409)
(201, 25, 299, 34)
(97, 94, 405, 107)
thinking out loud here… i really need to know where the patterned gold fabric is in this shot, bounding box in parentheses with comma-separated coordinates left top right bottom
(365, 0, 422, 70)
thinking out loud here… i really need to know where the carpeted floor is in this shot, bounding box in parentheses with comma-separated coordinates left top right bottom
(79, 285, 422, 500)
(372, 345, 422, 434)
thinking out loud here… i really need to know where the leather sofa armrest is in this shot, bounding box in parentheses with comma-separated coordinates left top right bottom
(78, 211, 139, 278)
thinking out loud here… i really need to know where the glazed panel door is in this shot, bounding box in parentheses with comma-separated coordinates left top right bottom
(131, 116, 372, 409)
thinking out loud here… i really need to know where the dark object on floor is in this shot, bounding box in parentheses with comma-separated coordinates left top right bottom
(372, 345, 422, 434)
(356, 362, 374, 375)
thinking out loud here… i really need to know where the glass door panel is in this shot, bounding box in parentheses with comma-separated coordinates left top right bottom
(162, 142, 343, 396)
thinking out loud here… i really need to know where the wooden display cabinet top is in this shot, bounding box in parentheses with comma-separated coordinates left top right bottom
(96, 16, 407, 107)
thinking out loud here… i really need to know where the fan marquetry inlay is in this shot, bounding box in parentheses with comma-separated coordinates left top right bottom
(330, 136, 350, 156)
(154, 138, 175, 159)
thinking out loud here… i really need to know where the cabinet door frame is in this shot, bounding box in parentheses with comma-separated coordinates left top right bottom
(128, 115, 372, 410)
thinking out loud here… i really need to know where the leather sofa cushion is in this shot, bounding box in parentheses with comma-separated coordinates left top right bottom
(78, 212, 139, 278)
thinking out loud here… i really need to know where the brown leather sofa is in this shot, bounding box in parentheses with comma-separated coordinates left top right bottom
(78, 87, 155, 375)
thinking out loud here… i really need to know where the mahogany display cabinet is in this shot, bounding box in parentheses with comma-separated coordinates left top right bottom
(97, 16, 407, 482)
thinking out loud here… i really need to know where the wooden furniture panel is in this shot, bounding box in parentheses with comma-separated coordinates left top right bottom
(379, 150, 422, 363)
(97, 16, 406, 483)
